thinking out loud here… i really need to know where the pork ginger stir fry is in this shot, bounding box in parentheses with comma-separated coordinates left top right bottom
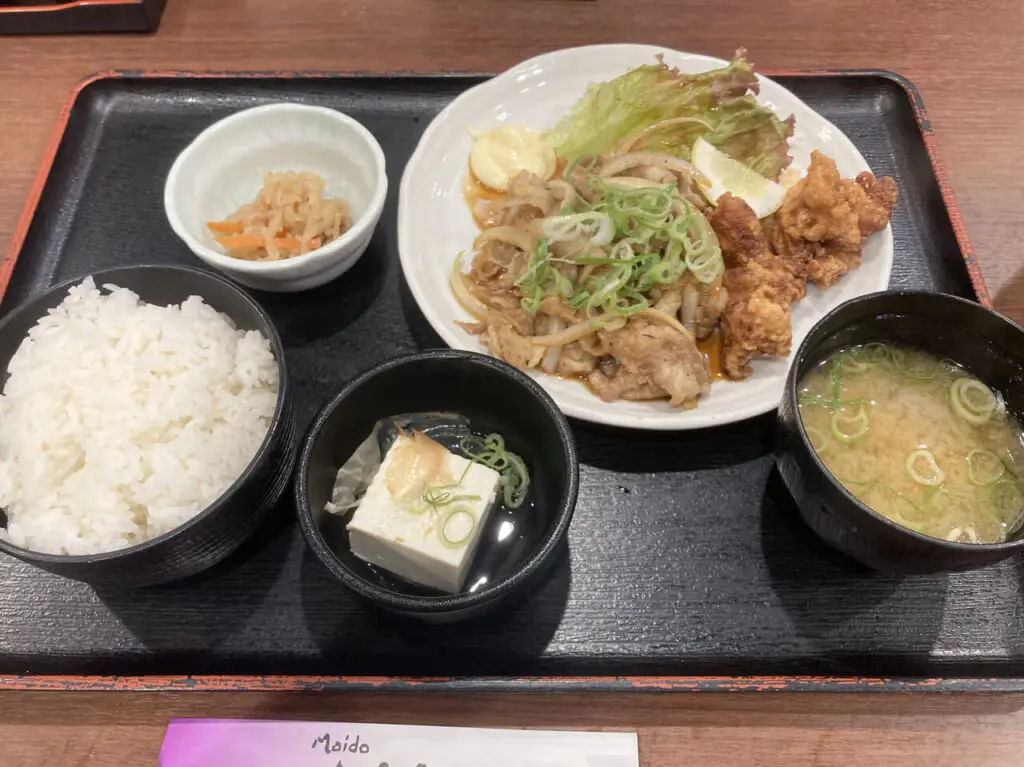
(207, 171, 353, 261)
(455, 148, 898, 406)
(453, 155, 726, 409)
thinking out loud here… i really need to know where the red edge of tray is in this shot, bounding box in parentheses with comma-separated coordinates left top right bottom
(0, 68, 998, 693)
(0, 0, 146, 15)
(1, 674, 1023, 693)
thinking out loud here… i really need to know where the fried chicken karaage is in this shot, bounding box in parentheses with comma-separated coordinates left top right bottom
(709, 154, 898, 380)
(710, 194, 806, 379)
(770, 150, 898, 289)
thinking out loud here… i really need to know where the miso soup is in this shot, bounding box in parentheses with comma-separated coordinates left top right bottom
(797, 343, 1024, 544)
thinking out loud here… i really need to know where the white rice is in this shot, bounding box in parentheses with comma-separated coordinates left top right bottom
(0, 277, 279, 555)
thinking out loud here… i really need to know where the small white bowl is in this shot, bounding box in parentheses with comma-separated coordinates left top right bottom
(164, 103, 387, 293)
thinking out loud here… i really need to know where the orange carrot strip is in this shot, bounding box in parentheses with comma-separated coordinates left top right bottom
(206, 220, 244, 234)
(216, 235, 303, 252)
(215, 235, 266, 248)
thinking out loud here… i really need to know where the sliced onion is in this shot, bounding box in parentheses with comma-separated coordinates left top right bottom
(636, 308, 693, 339)
(450, 255, 488, 320)
(531, 313, 630, 347)
(599, 151, 698, 182)
(541, 318, 566, 373)
(494, 192, 552, 212)
(531, 318, 604, 347)
(680, 284, 699, 336)
(473, 225, 537, 255)
(546, 178, 578, 210)
(540, 212, 614, 247)
(600, 177, 672, 193)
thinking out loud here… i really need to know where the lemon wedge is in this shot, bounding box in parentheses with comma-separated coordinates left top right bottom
(692, 137, 786, 218)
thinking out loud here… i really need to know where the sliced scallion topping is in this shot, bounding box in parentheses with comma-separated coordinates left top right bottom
(848, 342, 890, 364)
(838, 354, 871, 376)
(950, 377, 996, 425)
(422, 488, 481, 509)
(837, 475, 877, 501)
(799, 393, 869, 409)
(539, 211, 614, 247)
(830, 405, 869, 443)
(966, 448, 1005, 486)
(829, 357, 843, 411)
(803, 425, 830, 454)
(906, 449, 945, 486)
(460, 433, 531, 508)
(511, 169, 728, 326)
(989, 479, 1024, 522)
(891, 348, 939, 381)
(514, 240, 556, 314)
(439, 506, 477, 548)
(878, 484, 926, 523)
(836, 454, 878, 487)
(418, 459, 476, 514)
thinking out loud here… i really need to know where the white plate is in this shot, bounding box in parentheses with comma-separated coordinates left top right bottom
(397, 44, 893, 430)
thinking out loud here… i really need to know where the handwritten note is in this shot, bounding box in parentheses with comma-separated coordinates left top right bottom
(159, 719, 638, 767)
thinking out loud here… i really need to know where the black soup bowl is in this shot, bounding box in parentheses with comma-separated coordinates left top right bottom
(296, 350, 579, 623)
(777, 290, 1024, 573)
(0, 265, 296, 586)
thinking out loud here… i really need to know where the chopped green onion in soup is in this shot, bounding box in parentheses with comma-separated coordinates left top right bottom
(796, 342, 1024, 544)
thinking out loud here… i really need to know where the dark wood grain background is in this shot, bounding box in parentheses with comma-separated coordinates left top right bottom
(1, 0, 1023, 764)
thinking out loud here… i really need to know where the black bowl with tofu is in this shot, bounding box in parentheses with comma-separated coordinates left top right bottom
(295, 350, 579, 622)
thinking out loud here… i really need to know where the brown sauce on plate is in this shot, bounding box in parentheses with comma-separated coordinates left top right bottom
(698, 329, 725, 381)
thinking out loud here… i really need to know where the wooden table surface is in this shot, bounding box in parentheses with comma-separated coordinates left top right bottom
(1, 0, 1023, 765)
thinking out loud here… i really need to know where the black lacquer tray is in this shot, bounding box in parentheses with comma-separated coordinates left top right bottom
(1, 71, 1016, 693)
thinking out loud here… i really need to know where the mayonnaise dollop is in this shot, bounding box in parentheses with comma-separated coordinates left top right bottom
(469, 126, 557, 192)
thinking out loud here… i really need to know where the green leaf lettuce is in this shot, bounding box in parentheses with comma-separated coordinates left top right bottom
(544, 50, 795, 179)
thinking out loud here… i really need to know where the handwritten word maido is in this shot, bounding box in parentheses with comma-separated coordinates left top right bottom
(311, 732, 429, 766)
(311, 733, 371, 755)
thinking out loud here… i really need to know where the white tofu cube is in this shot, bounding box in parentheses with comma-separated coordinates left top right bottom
(347, 435, 500, 593)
